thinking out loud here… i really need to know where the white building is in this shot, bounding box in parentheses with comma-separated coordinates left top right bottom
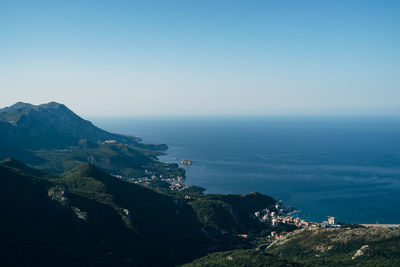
(328, 216, 335, 225)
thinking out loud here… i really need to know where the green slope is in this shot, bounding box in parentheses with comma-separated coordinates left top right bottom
(0, 159, 206, 266)
(267, 228, 400, 266)
(183, 227, 400, 267)
(0, 102, 180, 179)
(183, 249, 300, 267)
(1, 159, 281, 266)
(189, 193, 275, 233)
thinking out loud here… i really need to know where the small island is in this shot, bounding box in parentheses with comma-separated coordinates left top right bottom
(180, 159, 192, 165)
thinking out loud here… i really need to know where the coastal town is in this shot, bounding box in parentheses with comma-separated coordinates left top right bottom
(117, 161, 348, 240)
(252, 200, 342, 240)
(113, 170, 188, 191)
(112, 157, 192, 191)
(110, 155, 400, 243)
(112, 158, 192, 191)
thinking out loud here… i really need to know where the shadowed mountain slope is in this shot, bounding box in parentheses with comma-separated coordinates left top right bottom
(0, 101, 141, 149)
(0, 159, 209, 266)
(0, 102, 175, 177)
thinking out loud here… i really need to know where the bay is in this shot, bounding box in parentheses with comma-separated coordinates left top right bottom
(91, 116, 400, 224)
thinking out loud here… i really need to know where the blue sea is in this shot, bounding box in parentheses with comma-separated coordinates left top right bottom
(92, 116, 400, 224)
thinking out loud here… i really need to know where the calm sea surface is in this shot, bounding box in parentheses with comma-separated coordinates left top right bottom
(92, 116, 400, 224)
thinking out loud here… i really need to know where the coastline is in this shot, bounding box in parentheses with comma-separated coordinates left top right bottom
(159, 154, 400, 227)
(93, 117, 400, 225)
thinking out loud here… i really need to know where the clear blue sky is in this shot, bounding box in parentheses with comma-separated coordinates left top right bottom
(1, 0, 399, 116)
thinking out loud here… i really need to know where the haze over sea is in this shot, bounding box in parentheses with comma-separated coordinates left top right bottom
(93, 116, 400, 224)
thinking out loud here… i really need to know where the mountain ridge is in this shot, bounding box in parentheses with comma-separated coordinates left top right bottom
(0, 101, 141, 148)
(0, 158, 277, 266)
(0, 101, 172, 177)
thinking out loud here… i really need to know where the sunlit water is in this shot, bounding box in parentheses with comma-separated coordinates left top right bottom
(92, 116, 400, 224)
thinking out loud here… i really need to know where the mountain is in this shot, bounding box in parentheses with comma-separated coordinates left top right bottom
(0, 101, 141, 149)
(0, 102, 173, 177)
(0, 101, 34, 113)
(0, 159, 204, 266)
(0, 159, 279, 266)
